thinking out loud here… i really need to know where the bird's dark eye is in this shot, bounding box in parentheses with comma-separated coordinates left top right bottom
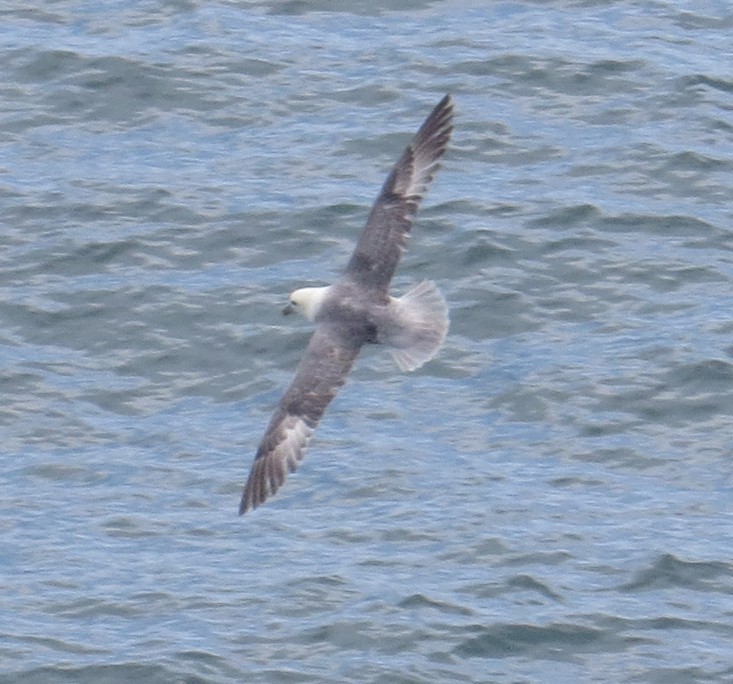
(290, 300, 296, 306)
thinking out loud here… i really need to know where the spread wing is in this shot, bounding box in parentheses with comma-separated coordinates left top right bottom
(344, 94, 453, 292)
(239, 324, 362, 514)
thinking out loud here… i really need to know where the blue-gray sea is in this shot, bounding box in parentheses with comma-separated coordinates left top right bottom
(2, 1, 732, 682)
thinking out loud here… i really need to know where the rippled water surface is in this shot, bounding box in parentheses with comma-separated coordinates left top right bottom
(2, 1, 733, 682)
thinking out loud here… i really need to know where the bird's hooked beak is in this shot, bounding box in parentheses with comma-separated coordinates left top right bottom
(282, 302, 295, 316)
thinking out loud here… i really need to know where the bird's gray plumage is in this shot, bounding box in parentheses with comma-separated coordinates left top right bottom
(240, 95, 453, 514)
(346, 93, 453, 293)
(241, 324, 361, 512)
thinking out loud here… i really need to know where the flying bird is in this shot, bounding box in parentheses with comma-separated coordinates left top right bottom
(240, 95, 453, 514)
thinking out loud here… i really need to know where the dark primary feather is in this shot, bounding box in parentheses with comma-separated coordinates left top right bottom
(345, 94, 453, 292)
(239, 324, 362, 513)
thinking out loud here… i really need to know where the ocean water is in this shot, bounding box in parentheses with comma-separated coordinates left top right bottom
(2, 1, 733, 682)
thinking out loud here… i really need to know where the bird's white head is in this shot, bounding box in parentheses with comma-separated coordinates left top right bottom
(283, 286, 330, 321)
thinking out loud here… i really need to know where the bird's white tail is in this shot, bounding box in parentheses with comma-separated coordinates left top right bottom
(383, 280, 449, 371)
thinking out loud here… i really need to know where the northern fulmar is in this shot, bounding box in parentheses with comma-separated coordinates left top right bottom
(240, 95, 453, 514)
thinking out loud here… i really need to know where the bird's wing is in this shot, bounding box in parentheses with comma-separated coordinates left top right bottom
(344, 94, 453, 292)
(240, 324, 362, 514)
